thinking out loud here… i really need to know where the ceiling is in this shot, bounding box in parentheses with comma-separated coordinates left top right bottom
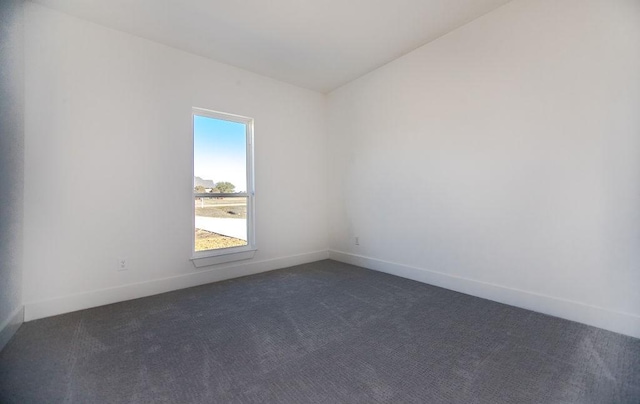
(31, 0, 513, 93)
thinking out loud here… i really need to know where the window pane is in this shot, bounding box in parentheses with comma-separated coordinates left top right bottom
(194, 115, 247, 193)
(195, 196, 248, 251)
(193, 112, 250, 253)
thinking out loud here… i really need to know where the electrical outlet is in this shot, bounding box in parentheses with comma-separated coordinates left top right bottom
(117, 258, 128, 271)
(355, 237, 360, 246)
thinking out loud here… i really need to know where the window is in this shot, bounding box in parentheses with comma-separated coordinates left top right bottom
(192, 108, 255, 266)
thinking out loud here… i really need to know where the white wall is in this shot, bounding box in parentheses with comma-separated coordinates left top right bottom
(23, 3, 328, 319)
(328, 0, 640, 337)
(0, 0, 25, 350)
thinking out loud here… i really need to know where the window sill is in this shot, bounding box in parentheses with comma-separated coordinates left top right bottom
(191, 248, 256, 268)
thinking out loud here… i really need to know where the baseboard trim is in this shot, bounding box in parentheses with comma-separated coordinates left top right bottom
(329, 250, 640, 339)
(0, 306, 24, 352)
(24, 250, 330, 322)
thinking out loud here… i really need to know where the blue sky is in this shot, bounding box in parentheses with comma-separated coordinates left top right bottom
(194, 115, 247, 192)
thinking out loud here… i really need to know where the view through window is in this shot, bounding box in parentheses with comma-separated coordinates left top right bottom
(193, 109, 254, 254)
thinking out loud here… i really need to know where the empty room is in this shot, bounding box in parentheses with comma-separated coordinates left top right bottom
(1, 0, 639, 402)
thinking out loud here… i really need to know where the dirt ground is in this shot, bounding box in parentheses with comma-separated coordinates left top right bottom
(195, 205, 247, 219)
(195, 228, 247, 251)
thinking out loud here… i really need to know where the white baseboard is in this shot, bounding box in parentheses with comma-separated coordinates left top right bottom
(330, 250, 640, 339)
(0, 306, 24, 352)
(24, 250, 330, 322)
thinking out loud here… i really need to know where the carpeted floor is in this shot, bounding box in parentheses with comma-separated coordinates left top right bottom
(1, 260, 639, 403)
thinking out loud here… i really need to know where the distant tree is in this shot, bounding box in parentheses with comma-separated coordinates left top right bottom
(194, 185, 206, 193)
(215, 181, 235, 193)
(209, 187, 220, 193)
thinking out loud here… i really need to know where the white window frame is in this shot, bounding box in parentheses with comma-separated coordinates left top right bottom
(191, 107, 256, 267)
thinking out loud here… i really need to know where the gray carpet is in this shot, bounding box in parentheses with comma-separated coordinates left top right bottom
(1, 260, 639, 403)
